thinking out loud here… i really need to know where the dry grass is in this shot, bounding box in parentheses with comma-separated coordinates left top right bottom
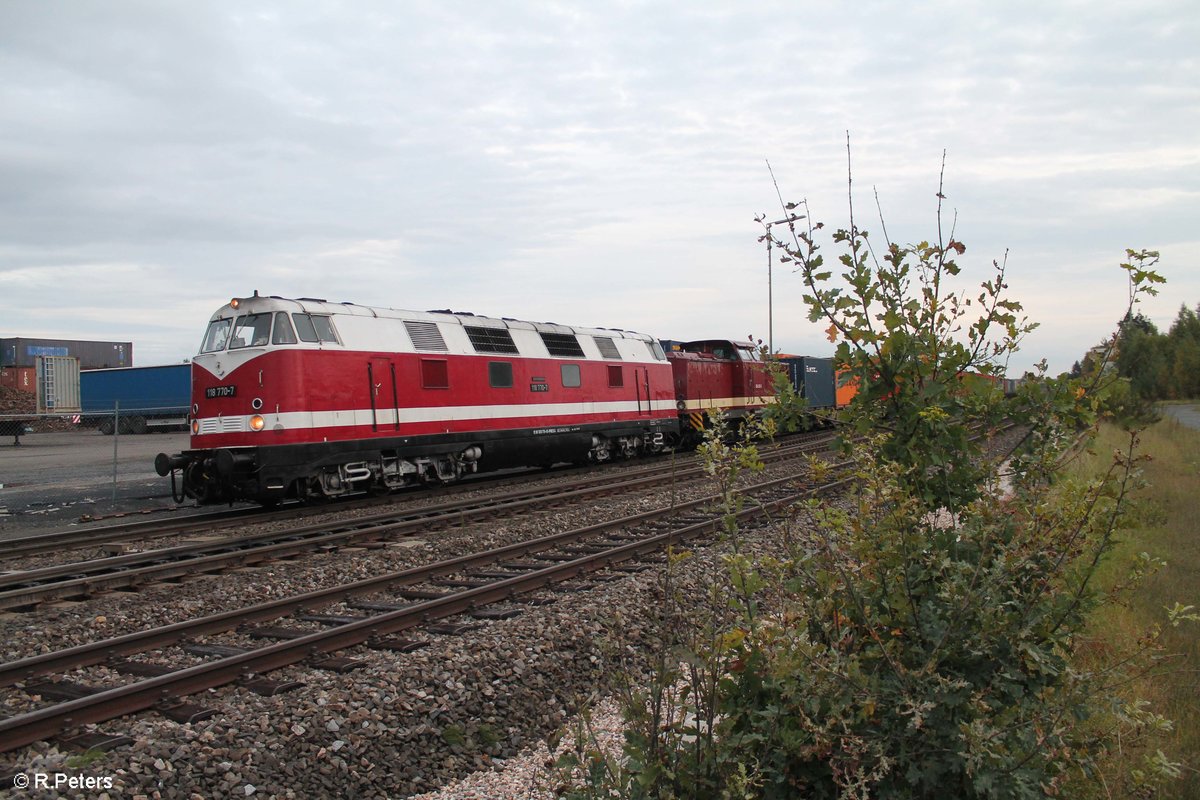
(1073, 414, 1200, 798)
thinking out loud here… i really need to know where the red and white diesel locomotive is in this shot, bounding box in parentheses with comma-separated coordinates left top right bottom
(156, 293, 775, 505)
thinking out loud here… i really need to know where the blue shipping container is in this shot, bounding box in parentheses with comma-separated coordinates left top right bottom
(80, 364, 191, 433)
(81, 364, 191, 412)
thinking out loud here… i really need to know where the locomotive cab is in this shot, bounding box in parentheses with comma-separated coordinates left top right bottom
(666, 340, 774, 441)
(159, 293, 348, 504)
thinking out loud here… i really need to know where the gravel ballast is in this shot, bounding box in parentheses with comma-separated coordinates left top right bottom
(1, 426, 1029, 797)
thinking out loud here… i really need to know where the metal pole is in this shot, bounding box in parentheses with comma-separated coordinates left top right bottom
(112, 401, 119, 502)
(761, 213, 804, 358)
(767, 225, 773, 355)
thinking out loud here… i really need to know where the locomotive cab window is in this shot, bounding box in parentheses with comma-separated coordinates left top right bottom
(293, 313, 340, 344)
(488, 361, 513, 388)
(736, 346, 759, 361)
(561, 363, 581, 388)
(229, 313, 272, 349)
(200, 318, 232, 353)
(272, 312, 298, 345)
(312, 315, 339, 343)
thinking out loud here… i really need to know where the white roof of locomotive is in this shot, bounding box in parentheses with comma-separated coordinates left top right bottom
(200, 294, 665, 365)
(210, 294, 656, 342)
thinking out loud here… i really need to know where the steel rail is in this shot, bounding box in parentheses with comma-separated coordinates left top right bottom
(0, 431, 836, 560)
(0, 458, 851, 691)
(0, 471, 853, 754)
(0, 460, 607, 559)
(0, 436, 838, 610)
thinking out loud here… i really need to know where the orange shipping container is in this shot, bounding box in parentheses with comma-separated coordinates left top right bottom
(835, 369, 859, 407)
(0, 366, 35, 393)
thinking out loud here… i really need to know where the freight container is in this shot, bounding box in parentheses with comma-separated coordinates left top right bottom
(80, 363, 191, 434)
(778, 356, 836, 409)
(0, 366, 35, 394)
(835, 370, 858, 407)
(1, 337, 132, 369)
(35, 356, 81, 413)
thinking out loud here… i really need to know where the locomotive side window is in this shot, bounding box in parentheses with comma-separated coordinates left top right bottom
(293, 314, 318, 342)
(292, 313, 340, 344)
(311, 315, 339, 343)
(561, 363, 581, 388)
(272, 312, 298, 345)
(488, 361, 513, 388)
(200, 319, 232, 353)
(607, 365, 623, 387)
(649, 341, 667, 361)
(229, 313, 272, 349)
(421, 359, 449, 389)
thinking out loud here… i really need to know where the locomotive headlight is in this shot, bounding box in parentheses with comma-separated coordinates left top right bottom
(249, 414, 266, 432)
(191, 419, 199, 435)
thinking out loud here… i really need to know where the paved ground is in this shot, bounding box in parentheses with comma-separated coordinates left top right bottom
(1160, 403, 1200, 431)
(0, 429, 200, 536)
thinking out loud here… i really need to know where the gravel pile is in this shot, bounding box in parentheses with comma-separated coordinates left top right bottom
(0, 385, 76, 432)
(0, 385, 35, 416)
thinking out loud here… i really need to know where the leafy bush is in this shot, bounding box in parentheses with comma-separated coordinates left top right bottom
(554, 162, 1186, 798)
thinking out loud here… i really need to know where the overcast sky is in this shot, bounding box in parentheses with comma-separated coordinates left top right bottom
(1, 1, 1196, 375)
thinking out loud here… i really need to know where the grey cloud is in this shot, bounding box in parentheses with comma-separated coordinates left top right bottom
(0, 1, 1196, 375)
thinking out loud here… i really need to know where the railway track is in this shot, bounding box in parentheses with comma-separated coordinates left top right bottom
(0, 433, 838, 611)
(0, 430, 833, 561)
(0, 424, 1027, 762)
(0, 457, 853, 754)
(0, 461, 595, 560)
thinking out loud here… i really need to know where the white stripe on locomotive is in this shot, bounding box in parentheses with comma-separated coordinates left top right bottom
(194, 398, 680, 435)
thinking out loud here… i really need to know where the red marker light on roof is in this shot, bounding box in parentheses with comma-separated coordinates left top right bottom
(230, 298, 240, 309)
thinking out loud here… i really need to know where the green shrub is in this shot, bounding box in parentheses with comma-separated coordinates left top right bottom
(554, 165, 1186, 798)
